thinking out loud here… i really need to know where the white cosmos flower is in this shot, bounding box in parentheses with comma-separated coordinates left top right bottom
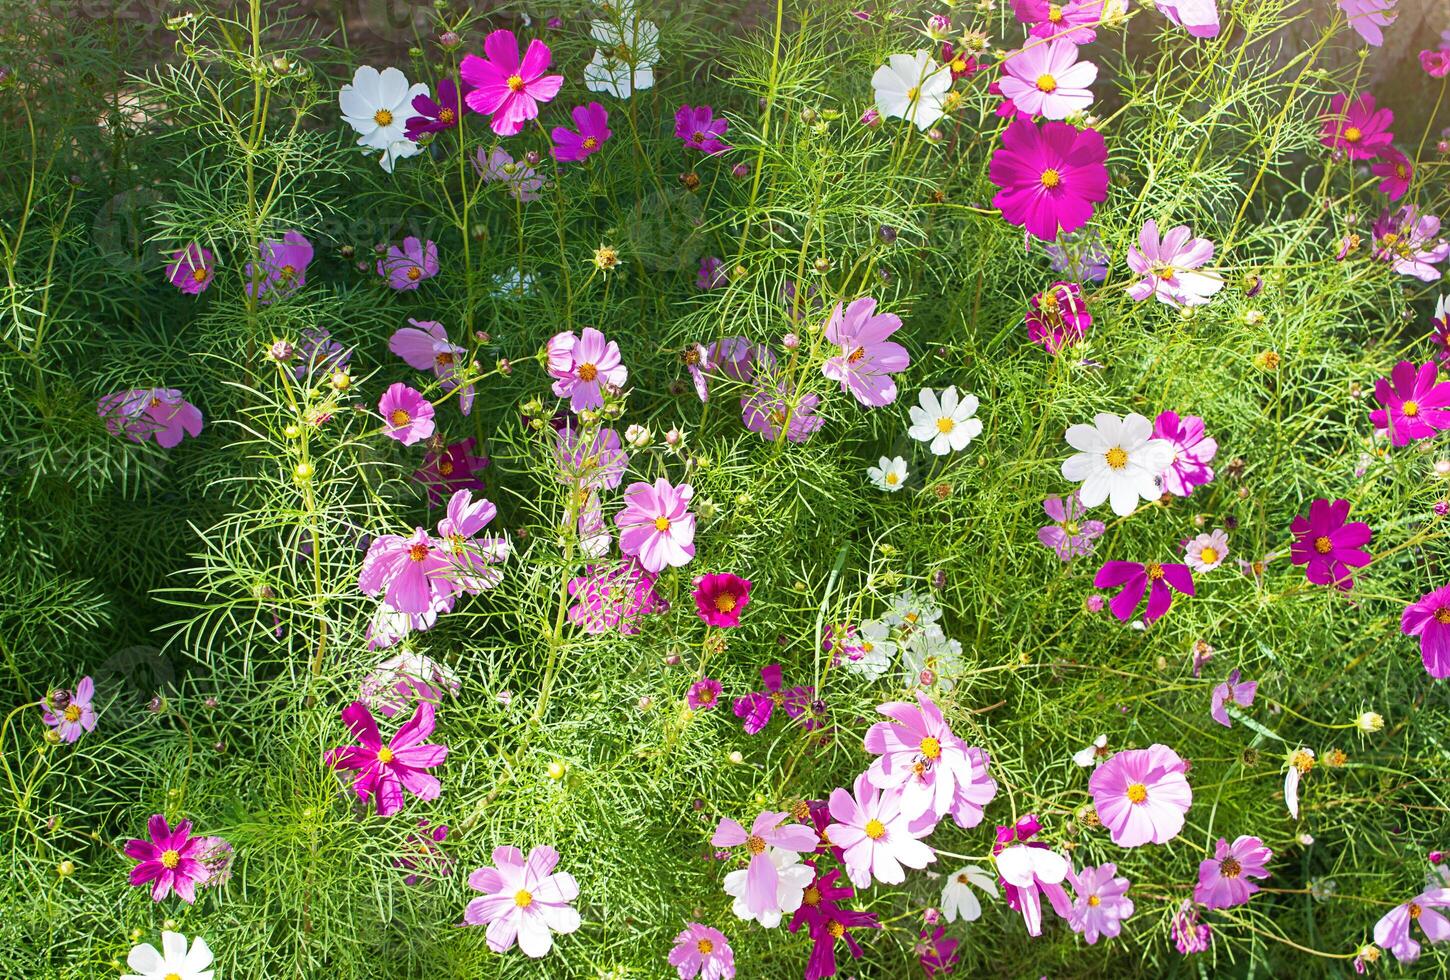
(868, 455, 909, 491)
(378, 138, 421, 174)
(1072, 734, 1109, 768)
(871, 51, 951, 131)
(885, 590, 943, 631)
(722, 845, 814, 928)
(1285, 747, 1314, 819)
(124, 931, 213, 980)
(844, 618, 895, 680)
(907, 387, 982, 455)
(339, 66, 428, 151)
(941, 865, 998, 923)
(903, 623, 962, 692)
(585, 15, 660, 97)
(1061, 412, 1174, 517)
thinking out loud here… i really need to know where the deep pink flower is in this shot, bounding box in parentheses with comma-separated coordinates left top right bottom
(669, 922, 735, 979)
(551, 101, 611, 162)
(1012, 0, 1115, 44)
(1153, 411, 1217, 496)
(166, 243, 214, 295)
(1422, 49, 1450, 78)
(711, 811, 819, 920)
(916, 926, 959, 976)
(567, 559, 670, 634)
(1320, 93, 1395, 160)
(40, 676, 96, 742)
(989, 117, 1108, 241)
(324, 700, 448, 817)
(1372, 147, 1413, 201)
(460, 29, 563, 136)
(802, 904, 878, 980)
(1209, 669, 1257, 727)
(693, 573, 751, 627)
(1401, 583, 1450, 678)
(377, 237, 438, 291)
(1339, 0, 1397, 47)
(1156, 0, 1220, 38)
(687, 677, 723, 711)
(732, 664, 811, 734)
(1093, 561, 1195, 623)
(1289, 497, 1372, 590)
(245, 230, 312, 303)
(124, 814, 209, 902)
(999, 39, 1097, 120)
(1374, 887, 1450, 963)
(359, 527, 455, 614)
(1025, 281, 1090, 353)
(788, 865, 854, 934)
(390, 319, 473, 414)
(1036, 491, 1104, 560)
(97, 389, 204, 448)
(405, 78, 466, 141)
(413, 438, 488, 506)
(826, 771, 937, 889)
(615, 477, 695, 573)
(996, 844, 1073, 936)
(1067, 862, 1133, 944)
(548, 327, 628, 411)
(1171, 899, 1212, 953)
(395, 820, 451, 885)
(1194, 835, 1272, 909)
(940, 43, 979, 80)
(674, 104, 730, 155)
(377, 383, 435, 445)
(463, 845, 580, 956)
(741, 383, 824, 443)
(1369, 360, 1450, 445)
(863, 692, 976, 823)
(1372, 205, 1450, 281)
(1088, 744, 1192, 847)
(821, 296, 910, 407)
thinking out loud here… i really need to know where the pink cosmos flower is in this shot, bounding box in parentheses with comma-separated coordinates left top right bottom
(1338, 0, 1397, 47)
(1289, 498, 1372, 590)
(124, 814, 209, 903)
(1025, 280, 1091, 353)
(687, 677, 723, 711)
(359, 527, 455, 614)
(548, 327, 628, 411)
(1372, 205, 1450, 281)
(999, 40, 1097, 120)
(98, 389, 204, 448)
(1036, 491, 1104, 560)
(1155, 0, 1220, 38)
(377, 383, 435, 446)
(696, 257, 726, 291)
(1067, 862, 1133, 944)
(1094, 561, 1195, 623)
(463, 845, 580, 957)
(1320, 93, 1395, 160)
(1126, 221, 1223, 307)
(1369, 360, 1450, 445)
(1171, 899, 1211, 953)
(436, 489, 508, 594)
(245, 230, 312, 303)
(1209, 668, 1257, 728)
(916, 926, 959, 977)
(1402, 584, 1450, 678)
(826, 772, 937, 889)
(863, 692, 975, 822)
(669, 922, 735, 980)
(551, 102, 611, 162)
(712, 811, 820, 921)
(1194, 835, 1272, 909)
(166, 243, 214, 295)
(821, 296, 910, 407)
(1184, 529, 1229, 573)
(1372, 147, 1413, 201)
(1374, 887, 1450, 964)
(460, 30, 564, 136)
(615, 477, 695, 573)
(693, 573, 751, 627)
(1423, 49, 1450, 78)
(377, 237, 438, 291)
(390, 319, 473, 414)
(395, 820, 450, 885)
(996, 844, 1072, 937)
(324, 700, 448, 817)
(413, 438, 488, 506)
(674, 104, 730, 154)
(1088, 744, 1192, 847)
(989, 117, 1108, 241)
(1153, 411, 1217, 496)
(732, 664, 812, 734)
(1013, 0, 1116, 44)
(788, 865, 854, 934)
(474, 146, 544, 201)
(741, 383, 824, 443)
(567, 559, 669, 634)
(40, 676, 96, 742)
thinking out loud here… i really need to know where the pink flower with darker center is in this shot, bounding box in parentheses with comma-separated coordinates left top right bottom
(1025, 281, 1091, 353)
(389, 319, 473, 414)
(687, 677, 723, 711)
(1194, 835, 1272, 909)
(669, 922, 735, 979)
(567, 558, 670, 634)
(693, 573, 751, 627)
(377, 382, 435, 446)
(460, 29, 564, 136)
(821, 296, 910, 407)
(359, 527, 455, 614)
(863, 691, 976, 823)
(166, 243, 214, 295)
(1088, 744, 1192, 847)
(1372, 147, 1413, 201)
(1369, 360, 1450, 446)
(551, 101, 611, 163)
(1153, 411, 1217, 496)
(377, 236, 438, 291)
(40, 676, 96, 742)
(1209, 668, 1257, 727)
(1320, 93, 1395, 160)
(1338, 0, 1397, 47)
(1156, 0, 1220, 38)
(732, 664, 813, 734)
(675, 104, 730, 154)
(124, 814, 209, 903)
(324, 700, 448, 817)
(615, 477, 695, 573)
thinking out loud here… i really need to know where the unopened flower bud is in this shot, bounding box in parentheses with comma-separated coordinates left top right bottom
(1355, 711, 1384, 733)
(782, 332, 800, 349)
(731, 162, 750, 178)
(438, 30, 461, 49)
(546, 760, 566, 780)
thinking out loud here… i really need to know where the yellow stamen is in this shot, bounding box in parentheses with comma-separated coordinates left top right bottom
(373, 109, 393, 126)
(1104, 447, 1128, 469)
(1126, 783, 1148, 804)
(864, 818, 886, 840)
(1040, 168, 1061, 188)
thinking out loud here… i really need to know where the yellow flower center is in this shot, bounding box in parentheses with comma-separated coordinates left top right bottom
(1292, 749, 1315, 773)
(1062, 521, 1080, 535)
(1126, 782, 1148, 804)
(696, 687, 716, 705)
(1436, 607, 1450, 624)
(577, 363, 599, 382)
(885, 472, 900, 485)
(390, 408, 412, 427)
(848, 346, 867, 364)
(1313, 536, 1334, 555)
(827, 920, 845, 939)
(1048, 3, 1064, 21)
(63, 705, 81, 722)
(803, 885, 822, 906)
(714, 593, 737, 613)
(191, 267, 209, 283)
(514, 888, 533, 907)
(407, 266, 422, 281)
(507, 74, 525, 92)
(165, 974, 183, 980)
(956, 873, 970, 884)
(862, 640, 874, 652)
(865, 818, 886, 840)
(936, 417, 955, 433)
(377, 747, 394, 763)
(696, 938, 714, 954)
(1410, 902, 1423, 920)
(1036, 73, 1058, 93)
(1343, 126, 1362, 143)
(1104, 447, 1128, 469)
(653, 516, 671, 533)
(1088, 894, 1101, 906)
(745, 834, 766, 855)
(160, 849, 180, 869)
(439, 108, 455, 124)
(583, 136, 598, 150)
(407, 544, 429, 562)
(920, 736, 942, 760)
(373, 108, 393, 126)
(1146, 562, 1165, 580)
(906, 86, 920, 102)
(1040, 168, 1061, 188)
(1198, 547, 1219, 565)
(1403, 400, 1420, 417)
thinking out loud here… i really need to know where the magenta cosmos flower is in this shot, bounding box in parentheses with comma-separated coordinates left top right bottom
(1374, 887, 1450, 964)
(712, 811, 819, 921)
(40, 677, 96, 742)
(1067, 862, 1133, 945)
(989, 117, 1108, 241)
(245, 229, 312, 303)
(413, 437, 488, 506)
(405, 77, 465, 141)
(826, 771, 937, 889)
(1094, 561, 1195, 623)
(687, 677, 723, 711)
(615, 477, 695, 573)
(1210, 668, 1257, 727)
(999, 39, 1097, 121)
(460, 29, 563, 136)
(732, 664, 812, 734)
(1125, 220, 1223, 307)
(669, 922, 735, 980)
(377, 236, 439, 291)
(1194, 835, 1272, 910)
(1153, 411, 1217, 496)
(1025, 281, 1091, 353)
(1372, 147, 1413, 201)
(1370, 360, 1450, 446)
(1088, 744, 1192, 847)
(1320, 93, 1395, 160)
(863, 691, 976, 823)
(463, 845, 580, 957)
(98, 389, 204, 448)
(551, 102, 611, 162)
(1014, 0, 1113, 44)
(324, 700, 448, 817)
(390, 319, 473, 413)
(742, 383, 824, 443)
(916, 926, 959, 977)
(377, 382, 435, 446)
(675, 104, 730, 154)
(1037, 491, 1104, 560)
(166, 243, 214, 295)
(802, 904, 878, 980)
(1289, 498, 1372, 591)
(821, 296, 910, 407)
(124, 814, 208, 902)
(547, 327, 628, 411)
(693, 573, 751, 627)
(1401, 583, 1450, 678)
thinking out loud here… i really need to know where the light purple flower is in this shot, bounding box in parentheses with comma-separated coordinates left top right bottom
(97, 389, 204, 448)
(696, 256, 726, 290)
(1156, 0, 1220, 38)
(40, 677, 96, 743)
(615, 477, 695, 573)
(547, 327, 628, 411)
(1373, 205, 1450, 281)
(669, 922, 735, 979)
(555, 425, 628, 490)
(377, 383, 435, 446)
(1126, 220, 1223, 307)
(166, 243, 214, 295)
(377, 236, 438, 291)
(863, 692, 976, 823)
(358, 527, 455, 615)
(741, 383, 824, 443)
(1194, 835, 1272, 909)
(474, 146, 544, 202)
(1374, 887, 1450, 963)
(821, 296, 910, 407)
(1067, 862, 1134, 944)
(675, 104, 730, 154)
(1338, 0, 1397, 47)
(999, 39, 1097, 120)
(1044, 230, 1108, 282)
(567, 559, 669, 634)
(463, 845, 580, 956)
(245, 230, 312, 303)
(1036, 492, 1104, 560)
(389, 319, 473, 414)
(711, 811, 819, 920)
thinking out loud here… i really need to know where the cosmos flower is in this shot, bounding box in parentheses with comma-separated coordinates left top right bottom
(460, 30, 564, 136)
(340, 66, 429, 151)
(1062, 412, 1174, 516)
(907, 387, 983, 454)
(741, 383, 825, 443)
(548, 327, 628, 411)
(871, 51, 951, 130)
(1184, 529, 1229, 573)
(1014, 0, 1123, 44)
(1170, 899, 1211, 954)
(996, 845, 1073, 937)
(390, 319, 473, 412)
(1372, 147, 1413, 201)
(377, 237, 438, 291)
(554, 425, 629, 492)
(404, 77, 465, 141)
(1370, 360, 1450, 445)
(584, 10, 660, 98)
(324, 701, 448, 817)
(712, 811, 819, 922)
(733, 664, 812, 734)
(97, 389, 204, 448)
(1073, 734, 1111, 768)
(999, 39, 1097, 120)
(1153, 411, 1217, 496)
(916, 926, 959, 978)
(1289, 498, 1372, 591)
(567, 559, 670, 634)
(1155, 0, 1220, 37)
(675, 104, 730, 154)
(1125, 221, 1223, 307)
(413, 438, 489, 506)
(821, 296, 910, 407)
(1209, 669, 1257, 727)
(1036, 492, 1104, 560)
(826, 771, 937, 889)
(245, 230, 313, 303)
(1088, 744, 1192, 847)
(1095, 561, 1194, 623)
(474, 146, 544, 201)
(687, 677, 723, 711)
(551, 102, 612, 162)
(863, 691, 976, 822)
(40, 676, 96, 742)
(394, 820, 450, 886)
(615, 477, 695, 572)
(1283, 747, 1315, 819)
(1338, 0, 1398, 47)
(868, 456, 909, 492)
(693, 573, 751, 627)
(989, 117, 1108, 241)
(1320, 93, 1395, 160)
(1372, 205, 1450, 281)
(166, 243, 214, 295)
(940, 865, 998, 923)
(1044, 229, 1110, 282)
(122, 931, 213, 980)
(435, 489, 509, 595)
(1025, 281, 1091, 353)
(1067, 863, 1134, 944)
(722, 845, 813, 928)
(463, 845, 580, 957)
(1195, 835, 1272, 910)
(360, 651, 460, 719)
(124, 815, 210, 903)
(1402, 583, 1450, 679)
(669, 922, 735, 980)
(377, 383, 435, 446)
(1374, 887, 1450, 964)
